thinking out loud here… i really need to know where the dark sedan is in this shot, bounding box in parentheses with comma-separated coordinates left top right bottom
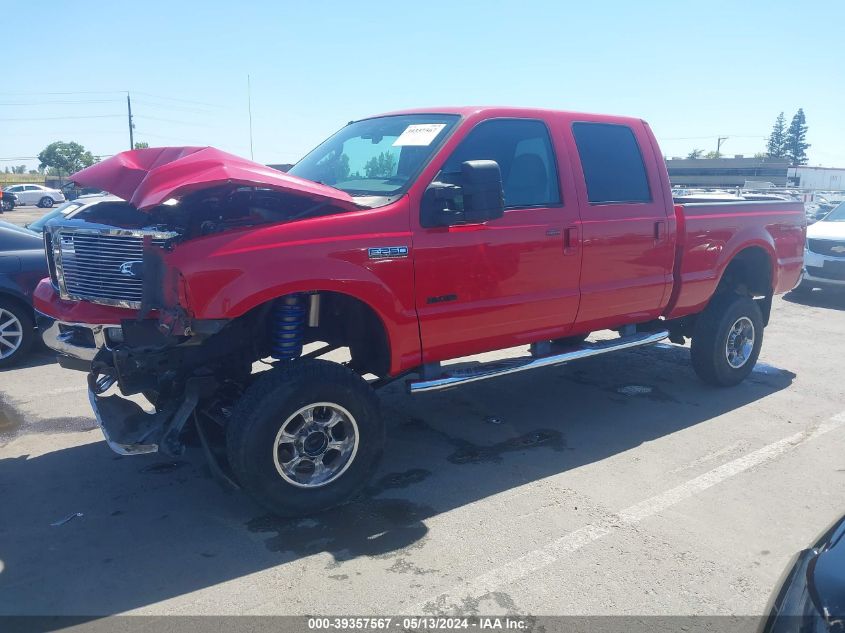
(763, 514, 845, 632)
(0, 189, 18, 212)
(0, 221, 47, 367)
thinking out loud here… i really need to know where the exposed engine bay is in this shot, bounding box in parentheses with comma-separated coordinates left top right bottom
(69, 186, 354, 240)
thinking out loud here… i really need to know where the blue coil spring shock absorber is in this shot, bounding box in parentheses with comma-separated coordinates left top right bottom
(272, 294, 305, 360)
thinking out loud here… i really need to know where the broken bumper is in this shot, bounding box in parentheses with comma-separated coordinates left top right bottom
(34, 279, 138, 370)
(39, 315, 119, 369)
(88, 388, 161, 455)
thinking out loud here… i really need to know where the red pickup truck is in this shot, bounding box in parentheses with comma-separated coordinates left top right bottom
(34, 107, 805, 516)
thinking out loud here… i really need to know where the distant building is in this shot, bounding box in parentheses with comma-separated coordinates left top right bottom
(665, 156, 790, 188)
(788, 166, 845, 191)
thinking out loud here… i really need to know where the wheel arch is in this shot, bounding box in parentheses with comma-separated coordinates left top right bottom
(712, 244, 775, 325)
(715, 244, 775, 297)
(236, 287, 398, 378)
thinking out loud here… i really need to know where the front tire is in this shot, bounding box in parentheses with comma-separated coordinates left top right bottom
(0, 299, 34, 368)
(39, 197, 54, 208)
(691, 294, 763, 387)
(226, 359, 383, 516)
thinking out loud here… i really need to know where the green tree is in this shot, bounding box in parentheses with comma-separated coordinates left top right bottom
(704, 150, 722, 159)
(134, 141, 150, 149)
(766, 112, 787, 158)
(686, 149, 704, 159)
(37, 141, 96, 178)
(784, 108, 810, 166)
(363, 151, 397, 178)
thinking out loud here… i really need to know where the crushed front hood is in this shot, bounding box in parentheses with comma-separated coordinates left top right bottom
(70, 146, 358, 211)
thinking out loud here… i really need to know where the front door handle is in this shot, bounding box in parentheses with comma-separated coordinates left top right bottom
(654, 220, 666, 243)
(563, 225, 579, 255)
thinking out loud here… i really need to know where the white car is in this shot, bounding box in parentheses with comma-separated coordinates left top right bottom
(798, 201, 845, 292)
(2, 184, 66, 208)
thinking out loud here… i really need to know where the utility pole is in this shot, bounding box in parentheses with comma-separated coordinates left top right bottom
(127, 92, 134, 150)
(716, 136, 728, 157)
(247, 74, 254, 160)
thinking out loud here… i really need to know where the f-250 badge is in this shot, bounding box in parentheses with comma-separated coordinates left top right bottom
(368, 246, 409, 259)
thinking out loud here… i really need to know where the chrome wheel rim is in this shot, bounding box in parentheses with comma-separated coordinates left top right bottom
(725, 316, 755, 369)
(0, 308, 24, 360)
(42, 198, 53, 208)
(272, 402, 359, 488)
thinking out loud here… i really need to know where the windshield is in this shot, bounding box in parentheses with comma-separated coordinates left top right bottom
(26, 200, 84, 232)
(823, 201, 845, 221)
(288, 114, 459, 201)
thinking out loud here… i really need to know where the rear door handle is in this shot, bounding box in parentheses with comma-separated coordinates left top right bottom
(654, 220, 666, 243)
(563, 225, 579, 255)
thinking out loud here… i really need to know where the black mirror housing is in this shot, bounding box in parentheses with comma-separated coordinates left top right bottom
(460, 160, 504, 224)
(421, 160, 504, 228)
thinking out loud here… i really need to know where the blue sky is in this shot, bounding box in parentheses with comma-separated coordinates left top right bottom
(2, 0, 843, 170)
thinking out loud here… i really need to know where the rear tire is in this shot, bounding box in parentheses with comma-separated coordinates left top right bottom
(691, 294, 763, 387)
(226, 359, 383, 517)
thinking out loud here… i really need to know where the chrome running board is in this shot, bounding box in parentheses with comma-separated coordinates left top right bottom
(408, 330, 669, 393)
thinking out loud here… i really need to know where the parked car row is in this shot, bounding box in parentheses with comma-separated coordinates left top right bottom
(0, 221, 45, 367)
(0, 183, 65, 209)
(0, 189, 18, 212)
(796, 201, 845, 293)
(0, 193, 113, 366)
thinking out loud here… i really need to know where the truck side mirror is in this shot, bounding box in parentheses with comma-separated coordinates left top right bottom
(421, 160, 505, 228)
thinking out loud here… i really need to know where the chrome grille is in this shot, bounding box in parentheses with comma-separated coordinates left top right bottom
(807, 239, 845, 258)
(52, 228, 176, 308)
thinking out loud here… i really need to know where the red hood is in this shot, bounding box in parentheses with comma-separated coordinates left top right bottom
(70, 146, 358, 211)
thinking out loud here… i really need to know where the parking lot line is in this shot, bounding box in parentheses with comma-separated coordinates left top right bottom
(419, 410, 845, 614)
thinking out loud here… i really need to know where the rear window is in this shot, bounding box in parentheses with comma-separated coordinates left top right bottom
(572, 122, 651, 204)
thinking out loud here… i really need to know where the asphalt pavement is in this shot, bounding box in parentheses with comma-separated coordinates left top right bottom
(0, 213, 843, 617)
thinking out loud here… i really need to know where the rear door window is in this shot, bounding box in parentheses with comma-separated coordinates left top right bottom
(572, 122, 651, 204)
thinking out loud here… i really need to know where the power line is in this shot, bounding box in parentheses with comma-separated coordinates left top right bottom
(0, 90, 125, 96)
(661, 134, 766, 140)
(134, 131, 205, 143)
(0, 99, 122, 106)
(134, 114, 212, 127)
(0, 114, 123, 121)
(132, 98, 216, 114)
(0, 155, 114, 162)
(132, 90, 225, 109)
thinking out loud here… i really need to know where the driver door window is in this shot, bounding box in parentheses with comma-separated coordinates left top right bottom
(435, 118, 560, 210)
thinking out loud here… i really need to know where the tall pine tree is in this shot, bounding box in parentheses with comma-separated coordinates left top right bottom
(784, 109, 810, 165)
(766, 112, 786, 158)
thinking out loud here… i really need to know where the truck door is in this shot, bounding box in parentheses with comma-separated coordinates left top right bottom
(566, 121, 674, 330)
(412, 118, 582, 363)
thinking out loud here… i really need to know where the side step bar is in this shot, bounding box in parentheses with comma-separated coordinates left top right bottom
(408, 330, 669, 393)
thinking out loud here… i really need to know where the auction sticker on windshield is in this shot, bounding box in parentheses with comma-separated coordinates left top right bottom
(393, 123, 447, 146)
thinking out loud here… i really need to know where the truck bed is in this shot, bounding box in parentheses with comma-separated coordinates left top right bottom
(665, 200, 806, 320)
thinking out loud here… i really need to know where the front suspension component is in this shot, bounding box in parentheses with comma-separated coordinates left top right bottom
(272, 294, 305, 360)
